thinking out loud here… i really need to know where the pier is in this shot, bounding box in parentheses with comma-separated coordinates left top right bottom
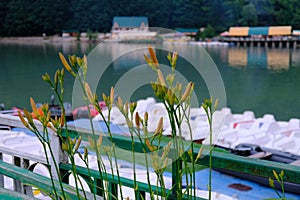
(220, 26, 300, 48)
(220, 37, 300, 48)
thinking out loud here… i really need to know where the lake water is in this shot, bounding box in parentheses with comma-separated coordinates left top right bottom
(1, 42, 300, 121)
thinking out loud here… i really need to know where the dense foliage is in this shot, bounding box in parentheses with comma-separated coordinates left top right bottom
(1, 0, 300, 36)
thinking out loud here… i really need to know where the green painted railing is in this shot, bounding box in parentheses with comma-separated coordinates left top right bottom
(63, 127, 300, 185)
(59, 163, 204, 200)
(0, 113, 300, 199)
(56, 126, 300, 199)
(0, 159, 100, 199)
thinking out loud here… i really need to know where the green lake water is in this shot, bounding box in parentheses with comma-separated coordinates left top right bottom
(1, 42, 300, 121)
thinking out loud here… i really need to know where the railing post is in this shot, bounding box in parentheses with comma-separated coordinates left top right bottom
(108, 182, 118, 200)
(13, 157, 33, 196)
(135, 191, 145, 200)
(13, 156, 22, 193)
(95, 178, 104, 196)
(23, 158, 34, 196)
(49, 132, 68, 180)
(0, 153, 3, 188)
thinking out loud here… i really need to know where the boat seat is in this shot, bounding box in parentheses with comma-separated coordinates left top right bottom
(248, 152, 272, 159)
(290, 160, 300, 166)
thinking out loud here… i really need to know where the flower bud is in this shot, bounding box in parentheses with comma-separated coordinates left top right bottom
(135, 112, 140, 129)
(180, 82, 194, 102)
(30, 97, 38, 116)
(74, 136, 82, 152)
(157, 70, 166, 87)
(18, 110, 29, 129)
(130, 102, 137, 116)
(59, 52, 72, 72)
(110, 87, 114, 106)
(97, 134, 103, 146)
(84, 147, 88, 160)
(42, 73, 51, 82)
(144, 112, 148, 124)
(269, 177, 274, 188)
(68, 55, 76, 67)
(85, 83, 94, 104)
(154, 117, 163, 136)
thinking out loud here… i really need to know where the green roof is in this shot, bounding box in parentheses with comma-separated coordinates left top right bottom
(113, 16, 148, 28)
(248, 27, 269, 35)
(175, 28, 198, 33)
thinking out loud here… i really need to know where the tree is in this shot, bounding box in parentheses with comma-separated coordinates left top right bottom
(3, 0, 42, 36)
(0, 1, 8, 35)
(272, 0, 300, 28)
(223, 0, 245, 27)
(239, 3, 258, 26)
(249, 0, 275, 26)
(1, 0, 300, 36)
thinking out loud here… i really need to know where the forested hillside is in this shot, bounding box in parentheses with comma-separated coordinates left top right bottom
(1, 0, 300, 36)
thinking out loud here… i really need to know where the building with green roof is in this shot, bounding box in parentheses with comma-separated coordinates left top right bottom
(112, 16, 149, 33)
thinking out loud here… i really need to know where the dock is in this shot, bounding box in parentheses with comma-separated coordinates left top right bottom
(220, 26, 300, 48)
(220, 37, 300, 48)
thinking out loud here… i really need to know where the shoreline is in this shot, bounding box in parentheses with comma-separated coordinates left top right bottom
(0, 36, 103, 45)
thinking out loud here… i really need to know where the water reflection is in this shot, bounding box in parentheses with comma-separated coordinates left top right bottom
(267, 49, 289, 70)
(110, 43, 149, 70)
(227, 47, 299, 70)
(0, 42, 97, 109)
(291, 49, 300, 67)
(1, 42, 300, 120)
(228, 48, 248, 68)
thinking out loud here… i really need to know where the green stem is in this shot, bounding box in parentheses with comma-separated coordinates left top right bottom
(78, 79, 107, 199)
(165, 105, 182, 199)
(69, 156, 82, 200)
(130, 129, 138, 199)
(112, 146, 123, 200)
(83, 156, 97, 200)
(182, 156, 190, 197)
(47, 143, 67, 199)
(42, 142, 59, 199)
(41, 125, 67, 200)
(132, 125, 154, 199)
(158, 172, 166, 199)
(181, 103, 196, 199)
(208, 112, 212, 200)
(280, 179, 285, 198)
(76, 175, 88, 199)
